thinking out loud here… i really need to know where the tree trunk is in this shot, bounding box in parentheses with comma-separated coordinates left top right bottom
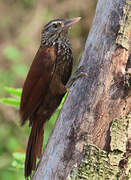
(32, 0, 131, 179)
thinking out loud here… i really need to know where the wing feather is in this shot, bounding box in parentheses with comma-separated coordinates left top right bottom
(20, 46, 56, 124)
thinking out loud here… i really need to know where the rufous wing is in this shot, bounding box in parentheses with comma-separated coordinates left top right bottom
(20, 46, 56, 125)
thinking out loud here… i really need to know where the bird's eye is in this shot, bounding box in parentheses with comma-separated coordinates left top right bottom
(52, 23, 61, 29)
(53, 24, 58, 28)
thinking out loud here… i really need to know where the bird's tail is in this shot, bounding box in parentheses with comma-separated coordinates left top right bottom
(25, 120, 44, 178)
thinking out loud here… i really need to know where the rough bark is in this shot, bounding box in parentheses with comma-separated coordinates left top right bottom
(67, 115, 131, 179)
(32, 0, 131, 179)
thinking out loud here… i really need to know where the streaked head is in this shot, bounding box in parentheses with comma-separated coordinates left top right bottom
(41, 17, 81, 46)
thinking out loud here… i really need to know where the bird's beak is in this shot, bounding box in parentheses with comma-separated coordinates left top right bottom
(64, 17, 81, 28)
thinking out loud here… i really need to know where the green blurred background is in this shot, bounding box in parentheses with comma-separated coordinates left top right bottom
(0, 0, 97, 179)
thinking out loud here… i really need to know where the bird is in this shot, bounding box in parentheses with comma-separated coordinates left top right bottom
(20, 17, 81, 178)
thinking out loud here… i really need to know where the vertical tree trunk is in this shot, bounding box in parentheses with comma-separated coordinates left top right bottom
(32, 0, 131, 179)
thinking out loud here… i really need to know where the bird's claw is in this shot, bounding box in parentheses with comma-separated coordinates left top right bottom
(66, 65, 88, 88)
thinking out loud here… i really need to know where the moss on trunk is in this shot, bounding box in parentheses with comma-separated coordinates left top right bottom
(67, 115, 131, 180)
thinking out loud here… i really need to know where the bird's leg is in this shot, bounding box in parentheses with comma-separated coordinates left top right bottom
(66, 66, 88, 88)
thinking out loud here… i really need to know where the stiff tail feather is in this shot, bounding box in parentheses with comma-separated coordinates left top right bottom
(25, 120, 44, 178)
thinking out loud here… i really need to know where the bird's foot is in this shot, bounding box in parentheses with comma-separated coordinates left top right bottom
(66, 66, 88, 88)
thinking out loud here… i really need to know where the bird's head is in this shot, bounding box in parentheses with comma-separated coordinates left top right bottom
(41, 17, 81, 46)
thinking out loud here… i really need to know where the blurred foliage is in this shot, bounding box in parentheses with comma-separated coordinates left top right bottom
(0, 87, 21, 107)
(12, 152, 25, 169)
(3, 46, 23, 62)
(0, 0, 97, 179)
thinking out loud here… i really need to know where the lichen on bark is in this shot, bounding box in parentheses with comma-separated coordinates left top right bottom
(110, 117, 128, 152)
(67, 115, 131, 180)
(116, 0, 131, 49)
